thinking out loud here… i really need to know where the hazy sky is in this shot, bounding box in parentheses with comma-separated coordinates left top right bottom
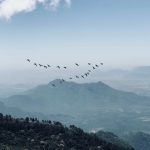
(0, 0, 150, 84)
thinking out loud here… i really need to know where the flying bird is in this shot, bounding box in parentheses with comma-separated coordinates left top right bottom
(34, 63, 37, 67)
(44, 66, 47, 69)
(100, 63, 104, 65)
(75, 75, 79, 78)
(69, 77, 73, 80)
(47, 64, 51, 67)
(93, 66, 96, 70)
(39, 64, 43, 67)
(64, 67, 67, 69)
(57, 66, 60, 69)
(95, 64, 99, 67)
(62, 79, 65, 82)
(88, 70, 91, 72)
(27, 59, 30, 62)
(81, 75, 84, 78)
(85, 73, 88, 77)
(75, 63, 79, 66)
(85, 72, 90, 77)
(88, 63, 91, 65)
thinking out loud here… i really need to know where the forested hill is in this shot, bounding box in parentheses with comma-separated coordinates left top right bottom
(0, 114, 134, 150)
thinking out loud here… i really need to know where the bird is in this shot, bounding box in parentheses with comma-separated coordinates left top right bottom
(93, 66, 96, 70)
(75, 63, 79, 66)
(27, 59, 30, 62)
(39, 64, 43, 67)
(34, 63, 37, 67)
(100, 63, 103, 65)
(85, 72, 90, 77)
(44, 65, 47, 69)
(63, 67, 67, 69)
(85, 73, 88, 77)
(57, 66, 60, 69)
(95, 64, 99, 67)
(88, 63, 91, 65)
(88, 70, 91, 72)
(52, 84, 56, 87)
(47, 64, 51, 67)
(75, 75, 79, 78)
(69, 77, 73, 80)
(62, 79, 65, 82)
(81, 75, 84, 78)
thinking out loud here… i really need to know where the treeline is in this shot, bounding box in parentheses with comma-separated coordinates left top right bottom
(0, 113, 134, 150)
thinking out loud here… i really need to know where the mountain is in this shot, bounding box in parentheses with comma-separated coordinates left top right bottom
(0, 83, 33, 98)
(96, 66, 150, 96)
(96, 66, 150, 80)
(97, 131, 150, 150)
(3, 79, 150, 114)
(96, 131, 133, 150)
(0, 100, 26, 117)
(0, 114, 134, 150)
(2, 79, 150, 134)
(126, 66, 150, 79)
(0, 100, 75, 125)
(123, 132, 150, 150)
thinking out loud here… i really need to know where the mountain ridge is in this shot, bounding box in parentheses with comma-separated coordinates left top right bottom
(3, 79, 150, 116)
(1, 80, 150, 134)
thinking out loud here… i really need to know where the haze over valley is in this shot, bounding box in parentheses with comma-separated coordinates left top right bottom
(0, 0, 150, 149)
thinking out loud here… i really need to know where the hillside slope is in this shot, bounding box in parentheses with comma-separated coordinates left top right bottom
(3, 79, 150, 115)
(0, 114, 134, 150)
(2, 80, 150, 134)
(123, 132, 150, 150)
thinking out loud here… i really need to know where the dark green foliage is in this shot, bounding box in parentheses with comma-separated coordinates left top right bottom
(0, 114, 134, 150)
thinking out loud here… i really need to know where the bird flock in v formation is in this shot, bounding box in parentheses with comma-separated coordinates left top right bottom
(27, 59, 104, 87)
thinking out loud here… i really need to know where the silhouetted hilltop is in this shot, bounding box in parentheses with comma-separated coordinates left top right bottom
(0, 114, 134, 150)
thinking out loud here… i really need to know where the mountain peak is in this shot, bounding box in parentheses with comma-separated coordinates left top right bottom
(48, 79, 76, 86)
(47, 79, 113, 91)
(48, 79, 63, 84)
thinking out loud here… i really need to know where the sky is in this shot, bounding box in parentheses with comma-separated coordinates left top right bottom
(0, 0, 150, 84)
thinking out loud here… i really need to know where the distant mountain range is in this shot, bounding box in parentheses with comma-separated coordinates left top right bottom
(0, 100, 75, 125)
(1, 79, 150, 135)
(96, 130, 150, 150)
(1, 66, 150, 98)
(3, 79, 150, 114)
(123, 132, 150, 150)
(96, 66, 150, 80)
(0, 83, 33, 98)
(96, 131, 133, 150)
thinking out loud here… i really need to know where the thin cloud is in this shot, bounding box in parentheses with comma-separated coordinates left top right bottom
(0, 0, 71, 20)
